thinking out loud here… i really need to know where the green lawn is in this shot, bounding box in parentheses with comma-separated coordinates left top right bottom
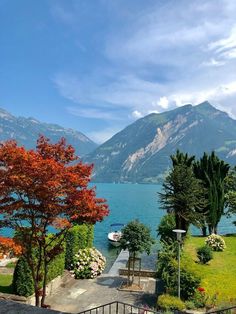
(182, 235, 236, 304)
(0, 274, 13, 294)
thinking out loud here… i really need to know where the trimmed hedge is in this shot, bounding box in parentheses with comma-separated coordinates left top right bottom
(65, 224, 94, 270)
(157, 294, 185, 311)
(12, 251, 65, 297)
(47, 250, 65, 283)
(12, 257, 34, 297)
(12, 225, 94, 296)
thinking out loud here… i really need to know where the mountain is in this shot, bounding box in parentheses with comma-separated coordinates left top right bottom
(85, 102, 236, 183)
(0, 108, 97, 156)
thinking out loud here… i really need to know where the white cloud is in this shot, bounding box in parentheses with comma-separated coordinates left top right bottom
(52, 0, 236, 135)
(131, 110, 143, 119)
(202, 58, 225, 67)
(157, 96, 169, 109)
(67, 106, 124, 121)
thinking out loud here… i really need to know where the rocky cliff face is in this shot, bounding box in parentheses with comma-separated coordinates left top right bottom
(0, 108, 97, 156)
(85, 102, 236, 183)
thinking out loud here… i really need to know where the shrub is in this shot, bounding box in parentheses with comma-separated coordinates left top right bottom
(157, 241, 178, 277)
(161, 259, 201, 300)
(205, 234, 226, 251)
(185, 300, 196, 310)
(65, 224, 94, 270)
(158, 244, 201, 301)
(196, 245, 213, 264)
(12, 256, 34, 297)
(157, 214, 176, 243)
(72, 247, 106, 279)
(47, 250, 65, 283)
(157, 294, 185, 311)
(191, 287, 208, 308)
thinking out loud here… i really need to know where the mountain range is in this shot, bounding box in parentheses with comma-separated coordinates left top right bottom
(85, 102, 236, 183)
(0, 108, 97, 156)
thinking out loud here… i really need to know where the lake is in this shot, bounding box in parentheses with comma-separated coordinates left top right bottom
(0, 183, 235, 269)
(92, 183, 236, 269)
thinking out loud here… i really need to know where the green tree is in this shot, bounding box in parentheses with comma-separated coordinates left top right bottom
(225, 167, 236, 227)
(194, 152, 230, 234)
(159, 157, 206, 232)
(157, 213, 176, 244)
(120, 220, 154, 285)
(171, 149, 195, 167)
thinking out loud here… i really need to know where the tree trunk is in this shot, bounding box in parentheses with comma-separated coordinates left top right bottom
(208, 225, 213, 234)
(132, 252, 135, 285)
(202, 226, 207, 236)
(35, 285, 40, 307)
(41, 262, 48, 307)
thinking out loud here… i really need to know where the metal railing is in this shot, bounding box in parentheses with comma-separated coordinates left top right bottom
(77, 301, 158, 314)
(77, 301, 236, 314)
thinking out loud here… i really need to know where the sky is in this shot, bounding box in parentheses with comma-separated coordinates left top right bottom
(1, 0, 236, 144)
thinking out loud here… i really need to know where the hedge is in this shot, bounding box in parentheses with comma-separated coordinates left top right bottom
(12, 256, 34, 297)
(65, 224, 94, 270)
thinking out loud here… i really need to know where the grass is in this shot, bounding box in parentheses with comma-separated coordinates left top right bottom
(6, 261, 16, 268)
(0, 274, 13, 294)
(182, 235, 236, 304)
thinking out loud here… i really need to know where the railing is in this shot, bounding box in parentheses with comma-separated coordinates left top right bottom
(77, 301, 236, 314)
(77, 301, 158, 314)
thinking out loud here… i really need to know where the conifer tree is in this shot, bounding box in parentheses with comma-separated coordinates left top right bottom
(159, 151, 206, 232)
(194, 152, 229, 234)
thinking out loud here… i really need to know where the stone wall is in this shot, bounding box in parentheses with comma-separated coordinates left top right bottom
(0, 272, 67, 306)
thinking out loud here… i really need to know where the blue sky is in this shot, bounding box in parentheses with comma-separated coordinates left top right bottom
(1, 0, 236, 143)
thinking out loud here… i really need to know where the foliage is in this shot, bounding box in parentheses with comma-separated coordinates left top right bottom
(157, 294, 185, 311)
(156, 241, 178, 277)
(120, 220, 154, 285)
(47, 251, 65, 283)
(120, 220, 154, 256)
(65, 224, 94, 270)
(72, 247, 106, 279)
(171, 149, 195, 167)
(12, 256, 34, 297)
(183, 236, 236, 303)
(159, 151, 206, 232)
(190, 287, 208, 308)
(157, 241, 200, 300)
(205, 234, 226, 251)
(6, 261, 16, 268)
(196, 245, 213, 264)
(194, 152, 230, 234)
(0, 236, 22, 257)
(162, 261, 201, 300)
(12, 248, 65, 297)
(157, 214, 176, 244)
(0, 136, 109, 306)
(225, 167, 236, 226)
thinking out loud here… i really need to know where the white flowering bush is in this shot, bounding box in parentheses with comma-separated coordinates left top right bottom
(72, 247, 106, 279)
(205, 234, 226, 252)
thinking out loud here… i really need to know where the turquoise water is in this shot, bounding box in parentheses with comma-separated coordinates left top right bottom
(92, 183, 236, 268)
(1, 183, 235, 269)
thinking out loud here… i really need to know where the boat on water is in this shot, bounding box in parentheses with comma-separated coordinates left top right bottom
(108, 223, 124, 247)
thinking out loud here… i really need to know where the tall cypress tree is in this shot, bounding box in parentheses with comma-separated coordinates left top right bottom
(194, 152, 230, 234)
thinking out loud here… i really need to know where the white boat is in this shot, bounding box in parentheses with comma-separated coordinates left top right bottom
(108, 223, 124, 247)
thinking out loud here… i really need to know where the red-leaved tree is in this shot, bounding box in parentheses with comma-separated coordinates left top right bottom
(0, 236, 22, 257)
(0, 136, 109, 307)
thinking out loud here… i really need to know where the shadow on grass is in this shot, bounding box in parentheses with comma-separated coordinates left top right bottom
(0, 284, 13, 294)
